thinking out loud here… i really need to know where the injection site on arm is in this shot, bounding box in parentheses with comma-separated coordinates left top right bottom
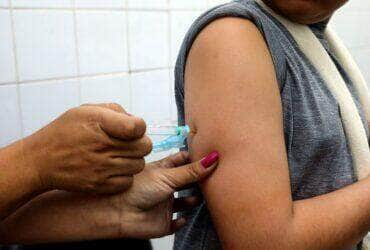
(148, 125, 190, 152)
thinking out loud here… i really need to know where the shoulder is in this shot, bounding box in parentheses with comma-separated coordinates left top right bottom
(191, 17, 264, 55)
(186, 17, 276, 87)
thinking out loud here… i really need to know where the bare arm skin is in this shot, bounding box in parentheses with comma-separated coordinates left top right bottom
(0, 190, 120, 244)
(0, 142, 45, 223)
(0, 152, 218, 244)
(185, 17, 370, 250)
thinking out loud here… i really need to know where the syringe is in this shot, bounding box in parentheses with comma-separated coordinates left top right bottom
(147, 125, 190, 152)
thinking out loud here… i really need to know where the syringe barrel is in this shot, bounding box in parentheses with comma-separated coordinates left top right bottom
(148, 125, 190, 136)
(151, 125, 190, 152)
(147, 125, 178, 136)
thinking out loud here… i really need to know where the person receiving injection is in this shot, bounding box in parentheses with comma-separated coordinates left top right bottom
(0, 103, 219, 245)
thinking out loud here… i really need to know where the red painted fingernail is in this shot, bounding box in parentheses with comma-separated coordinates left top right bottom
(200, 151, 219, 168)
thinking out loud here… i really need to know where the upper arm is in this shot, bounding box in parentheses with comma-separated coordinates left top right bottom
(184, 18, 294, 249)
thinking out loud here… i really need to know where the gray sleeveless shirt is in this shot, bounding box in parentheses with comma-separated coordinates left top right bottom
(174, 1, 370, 249)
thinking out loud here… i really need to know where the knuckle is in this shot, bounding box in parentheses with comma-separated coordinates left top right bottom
(124, 118, 147, 139)
(80, 103, 93, 108)
(85, 180, 101, 193)
(78, 107, 101, 123)
(65, 106, 80, 117)
(117, 177, 134, 190)
(107, 103, 124, 113)
(132, 136, 152, 157)
(132, 158, 145, 173)
(135, 118, 147, 136)
(179, 151, 189, 164)
(140, 136, 153, 155)
(91, 173, 104, 184)
(122, 158, 145, 175)
(83, 152, 100, 166)
(124, 120, 137, 137)
(161, 171, 183, 189)
(187, 163, 201, 180)
(94, 134, 113, 149)
(77, 104, 94, 114)
(159, 157, 172, 168)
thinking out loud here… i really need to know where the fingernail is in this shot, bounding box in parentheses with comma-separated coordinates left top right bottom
(200, 151, 219, 168)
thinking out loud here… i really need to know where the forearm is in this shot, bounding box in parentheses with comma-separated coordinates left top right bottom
(0, 140, 45, 220)
(220, 177, 370, 250)
(0, 190, 121, 244)
(290, 177, 370, 250)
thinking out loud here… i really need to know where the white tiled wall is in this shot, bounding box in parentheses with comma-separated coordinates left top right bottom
(13, 9, 78, 81)
(76, 10, 128, 75)
(0, 0, 369, 249)
(332, 1, 370, 84)
(0, 9, 16, 84)
(0, 0, 218, 149)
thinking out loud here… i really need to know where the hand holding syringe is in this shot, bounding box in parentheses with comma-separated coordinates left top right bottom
(147, 125, 190, 152)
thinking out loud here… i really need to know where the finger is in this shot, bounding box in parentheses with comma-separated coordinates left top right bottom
(107, 157, 146, 176)
(108, 136, 153, 157)
(81, 103, 128, 114)
(96, 103, 127, 113)
(173, 196, 201, 213)
(169, 217, 188, 234)
(99, 108, 146, 140)
(96, 176, 134, 194)
(162, 151, 219, 190)
(81, 103, 126, 113)
(152, 151, 189, 169)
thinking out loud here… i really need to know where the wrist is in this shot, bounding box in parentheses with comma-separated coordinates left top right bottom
(109, 195, 147, 239)
(8, 137, 49, 194)
(0, 140, 47, 219)
(72, 194, 143, 240)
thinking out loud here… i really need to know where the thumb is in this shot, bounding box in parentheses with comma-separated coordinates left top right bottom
(164, 151, 219, 190)
(99, 108, 146, 140)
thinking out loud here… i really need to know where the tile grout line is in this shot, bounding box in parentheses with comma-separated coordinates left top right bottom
(13, 67, 171, 85)
(0, 65, 173, 86)
(8, 0, 25, 138)
(0, 82, 21, 86)
(71, 0, 82, 104)
(167, 0, 172, 67)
